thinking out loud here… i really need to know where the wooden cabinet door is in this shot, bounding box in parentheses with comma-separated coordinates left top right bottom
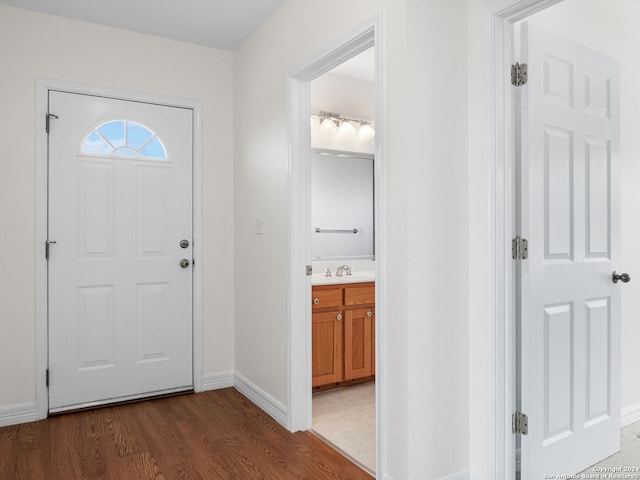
(344, 307, 373, 380)
(312, 311, 344, 387)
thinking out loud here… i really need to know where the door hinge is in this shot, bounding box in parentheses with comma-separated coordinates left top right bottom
(46, 369, 49, 387)
(513, 411, 528, 435)
(512, 236, 528, 260)
(306, 265, 313, 276)
(45, 113, 58, 133)
(511, 62, 528, 87)
(45, 240, 56, 260)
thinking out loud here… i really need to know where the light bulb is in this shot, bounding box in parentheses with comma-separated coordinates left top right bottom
(358, 123, 375, 141)
(321, 117, 337, 130)
(339, 120, 357, 136)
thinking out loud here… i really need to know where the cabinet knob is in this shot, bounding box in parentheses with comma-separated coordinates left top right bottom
(336, 314, 343, 321)
(367, 311, 372, 317)
(313, 298, 320, 305)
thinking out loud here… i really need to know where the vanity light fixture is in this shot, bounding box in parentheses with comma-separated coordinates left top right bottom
(312, 112, 375, 141)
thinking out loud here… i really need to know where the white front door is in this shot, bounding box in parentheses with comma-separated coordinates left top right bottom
(519, 23, 622, 478)
(47, 91, 193, 412)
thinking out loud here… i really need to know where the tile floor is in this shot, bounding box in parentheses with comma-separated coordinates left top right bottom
(312, 381, 376, 474)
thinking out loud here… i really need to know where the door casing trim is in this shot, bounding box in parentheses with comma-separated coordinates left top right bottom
(286, 10, 385, 477)
(35, 78, 204, 419)
(482, 0, 563, 478)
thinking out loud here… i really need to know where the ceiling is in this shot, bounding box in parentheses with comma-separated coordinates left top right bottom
(0, 0, 287, 50)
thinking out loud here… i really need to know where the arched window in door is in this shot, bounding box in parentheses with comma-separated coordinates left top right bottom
(81, 119, 168, 160)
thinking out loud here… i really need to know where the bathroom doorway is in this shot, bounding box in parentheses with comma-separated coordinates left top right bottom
(308, 50, 376, 473)
(286, 16, 384, 477)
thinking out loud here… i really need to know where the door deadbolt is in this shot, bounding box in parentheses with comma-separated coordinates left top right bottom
(180, 258, 190, 268)
(180, 239, 190, 248)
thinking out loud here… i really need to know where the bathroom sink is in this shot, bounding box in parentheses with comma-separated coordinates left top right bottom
(311, 271, 375, 285)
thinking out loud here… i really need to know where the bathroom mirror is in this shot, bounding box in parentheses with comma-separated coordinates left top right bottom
(311, 148, 374, 260)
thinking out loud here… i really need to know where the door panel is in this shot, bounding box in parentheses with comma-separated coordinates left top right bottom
(48, 91, 193, 412)
(520, 23, 620, 478)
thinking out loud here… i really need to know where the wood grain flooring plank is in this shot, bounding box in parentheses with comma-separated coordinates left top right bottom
(0, 388, 373, 480)
(104, 405, 151, 459)
(0, 424, 19, 477)
(14, 447, 49, 480)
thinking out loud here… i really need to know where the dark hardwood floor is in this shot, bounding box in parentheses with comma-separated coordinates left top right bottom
(0, 388, 373, 479)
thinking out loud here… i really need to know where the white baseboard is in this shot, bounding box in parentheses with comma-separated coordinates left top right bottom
(201, 371, 234, 391)
(438, 471, 483, 480)
(233, 372, 288, 428)
(621, 402, 640, 427)
(0, 402, 37, 427)
(441, 471, 474, 480)
(385, 470, 481, 480)
(386, 470, 473, 480)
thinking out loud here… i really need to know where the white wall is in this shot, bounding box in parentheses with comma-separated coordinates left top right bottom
(0, 6, 235, 407)
(467, 0, 640, 477)
(233, 1, 470, 478)
(467, 1, 487, 476)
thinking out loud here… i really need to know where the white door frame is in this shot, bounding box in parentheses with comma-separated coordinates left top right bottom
(35, 78, 204, 420)
(483, 0, 565, 478)
(286, 11, 385, 476)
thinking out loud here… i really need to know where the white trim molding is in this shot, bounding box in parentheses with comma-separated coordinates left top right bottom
(286, 10, 382, 430)
(383, 471, 484, 480)
(286, 10, 386, 478)
(441, 472, 473, 480)
(483, 1, 564, 479)
(35, 77, 205, 418)
(621, 402, 640, 428)
(431, 471, 484, 480)
(201, 371, 235, 391)
(233, 372, 287, 428)
(0, 402, 37, 427)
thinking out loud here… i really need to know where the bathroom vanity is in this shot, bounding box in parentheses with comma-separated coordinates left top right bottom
(311, 281, 375, 389)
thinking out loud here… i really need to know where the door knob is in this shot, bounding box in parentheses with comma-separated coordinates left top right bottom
(180, 258, 191, 268)
(612, 271, 631, 284)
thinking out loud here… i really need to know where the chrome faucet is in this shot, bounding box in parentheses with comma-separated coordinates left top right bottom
(336, 265, 352, 276)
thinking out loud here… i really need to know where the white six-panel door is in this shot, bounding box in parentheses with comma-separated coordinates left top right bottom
(47, 91, 193, 412)
(519, 23, 621, 478)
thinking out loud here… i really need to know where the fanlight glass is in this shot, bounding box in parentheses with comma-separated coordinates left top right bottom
(81, 120, 167, 160)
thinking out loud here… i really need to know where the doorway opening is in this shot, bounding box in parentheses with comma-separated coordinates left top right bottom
(487, 0, 639, 478)
(286, 14, 384, 478)
(309, 48, 376, 474)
